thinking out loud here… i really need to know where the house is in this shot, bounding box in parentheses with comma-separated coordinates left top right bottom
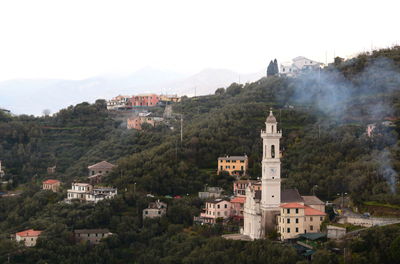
(280, 56, 323, 77)
(67, 183, 117, 203)
(86, 187, 118, 203)
(67, 183, 93, 201)
(233, 180, 260, 197)
(198, 199, 232, 224)
(0, 160, 4, 178)
(217, 155, 248, 176)
(278, 203, 326, 240)
(198, 186, 223, 199)
(231, 196, 246, 219)
(242, 110, 326, 241)
(88, 161, 115, 184)
(127, 113, 164, 130)
(15, 229, 42, 247)
(130, 94, 160, 107)
(42, 179, 61, 192)
(106, 95, 132, 110)
(74, 229, 112, 245)
(143, 200, 167, 219)
(47, 165, 56, 174)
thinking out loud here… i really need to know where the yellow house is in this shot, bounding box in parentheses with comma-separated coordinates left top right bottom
(217, 155, 248, 176)
(278, 202, 326, 240)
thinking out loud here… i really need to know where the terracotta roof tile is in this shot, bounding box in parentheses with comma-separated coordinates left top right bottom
(304, 206, 326, 216)
(16, 229, 42, 237)
(280, 203, 305, 208)
(43, 179, 60, 185)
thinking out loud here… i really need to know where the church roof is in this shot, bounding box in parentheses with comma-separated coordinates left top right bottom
(281, 189, 303, 203)
(302, 195, 324, 205)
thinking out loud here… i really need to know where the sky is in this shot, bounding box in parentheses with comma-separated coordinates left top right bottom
(0, 0, 399, 81)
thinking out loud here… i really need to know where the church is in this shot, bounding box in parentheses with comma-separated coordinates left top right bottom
(242, 110, 326, 240)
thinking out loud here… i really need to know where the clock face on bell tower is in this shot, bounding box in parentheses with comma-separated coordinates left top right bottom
(269, 167, 276, 175)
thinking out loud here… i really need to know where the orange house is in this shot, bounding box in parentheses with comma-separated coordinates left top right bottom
(217, 155, 248, 176)
(42, 179, 61, 192)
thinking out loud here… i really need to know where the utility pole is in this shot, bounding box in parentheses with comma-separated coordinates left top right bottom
(180, 114, 183, 146)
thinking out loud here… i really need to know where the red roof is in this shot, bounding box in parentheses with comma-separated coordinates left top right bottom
(280, 203, 305, 208)
(16, 229, 42, 237)
(304, 206, 326, 216)
(230, 197, 246, 204)
(43, 179, 60, 185)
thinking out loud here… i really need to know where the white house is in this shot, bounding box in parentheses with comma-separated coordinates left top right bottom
(15, 229, 42, 247)
(280, 56, 323, 77)
(67, 183, 117, 203)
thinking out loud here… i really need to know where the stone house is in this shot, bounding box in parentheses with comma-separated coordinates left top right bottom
(67, 183, 117, 203)
(42, 179, 61, 192)
(74, 229, 112, 245)
(15, 229, 42, 247)
(88, 161, 115, 184)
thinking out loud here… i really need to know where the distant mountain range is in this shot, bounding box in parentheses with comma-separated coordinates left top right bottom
(0, 68, 264, 116)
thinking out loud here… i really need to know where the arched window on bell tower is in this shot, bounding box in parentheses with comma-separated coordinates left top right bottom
(271, 145, 275, 158)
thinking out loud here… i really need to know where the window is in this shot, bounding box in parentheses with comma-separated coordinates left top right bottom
(295, 208, 298, 214)
(310, 225, 314, 231)
(287, 209, 290, 214)
(271, 145, 275, 158)
(158, 211, 161, 215)
(217, 205, 220, 209)
(287, 228, 290, 233)
(217, 212, 220, 216)
(241, 166, 244, 170)
(310, 217, 313, 221)
(233, 166, 235, 169)
(296, 228, 299, 233)
(287, 218, 290, 224)
(320, 217, 323, 221)
(296, 218, 299, 223)
(224, 204, 227, 208)
(220, 166, 223, 170)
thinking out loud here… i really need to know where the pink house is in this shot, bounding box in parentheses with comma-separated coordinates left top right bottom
(230, 196, 246, 219)
(130, 94, 160, 107)
(199, 199, 232, 224)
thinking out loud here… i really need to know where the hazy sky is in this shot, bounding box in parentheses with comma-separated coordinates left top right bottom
(0, 0, 399, 81)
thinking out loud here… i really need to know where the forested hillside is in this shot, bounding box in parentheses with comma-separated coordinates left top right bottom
(1, 47, 400, 263)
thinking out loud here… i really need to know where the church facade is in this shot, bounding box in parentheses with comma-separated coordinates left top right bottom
(242, 110, 326, 240)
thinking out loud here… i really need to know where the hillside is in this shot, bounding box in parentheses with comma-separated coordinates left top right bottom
(1, 47, 400, 263)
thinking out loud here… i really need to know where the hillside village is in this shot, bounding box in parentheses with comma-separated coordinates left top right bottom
(1, 48, 400, 263)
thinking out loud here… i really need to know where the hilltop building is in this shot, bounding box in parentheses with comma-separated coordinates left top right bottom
(15, 229, 42, 247)
(106, 95, 132, 110)
(74, 229, 112, 245)
(242, 110, 326, 240)
(280, 56, 323, 77)
(217, 155, 248, 176)
(42, 179, 61, 192)
(143, 200, 167, 219)
(130, 94, 160, 107)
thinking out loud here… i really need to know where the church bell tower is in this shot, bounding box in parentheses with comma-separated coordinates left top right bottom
(261, 110, 282, 210)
